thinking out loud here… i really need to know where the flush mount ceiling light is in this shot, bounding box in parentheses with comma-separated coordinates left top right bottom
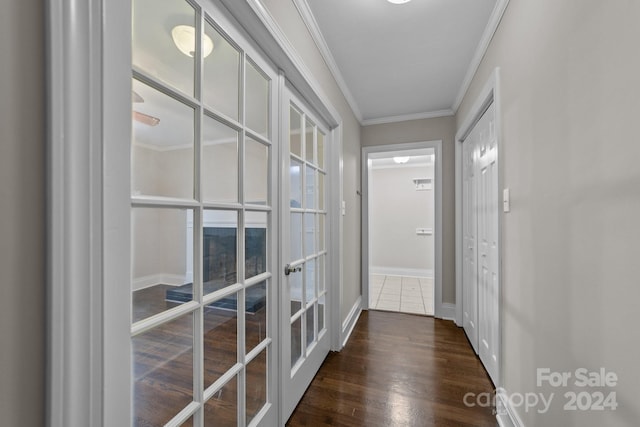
(393, 156, 410, 164)
(387, 0, 412, 4)
(171, 25, 214, 58)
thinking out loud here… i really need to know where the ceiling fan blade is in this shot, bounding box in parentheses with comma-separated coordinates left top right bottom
(132, 90, 144, 103)
(133, 110, 160, 126)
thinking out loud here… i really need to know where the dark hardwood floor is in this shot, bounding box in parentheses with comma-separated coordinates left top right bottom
(287, 310, 498, 427)
(132, 284, 267, 426)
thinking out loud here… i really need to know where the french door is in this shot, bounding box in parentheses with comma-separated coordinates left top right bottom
(281, 85, 331, 420)
(461, 101, 500, 385)
(128, 0, 278, 425)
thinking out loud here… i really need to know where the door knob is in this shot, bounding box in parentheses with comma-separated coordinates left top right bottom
(284, 263, 302, 276)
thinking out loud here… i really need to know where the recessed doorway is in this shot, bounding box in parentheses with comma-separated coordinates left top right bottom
(362, 141, 443, 317)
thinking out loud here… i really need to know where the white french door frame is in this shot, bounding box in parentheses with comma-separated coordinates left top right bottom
(361, 141, 444, 318)
(47, 0, 345, 425)
(279, 80, 333, 421)
(455, 68, 503, 386)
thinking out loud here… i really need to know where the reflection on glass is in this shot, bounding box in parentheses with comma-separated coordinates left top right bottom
(203, 21, 239, 120)
(319, 255, 325, 294)
(317, 131, 325, 169)
(290, 159, 302, 208)
(290, 269, 302, 315)
(291, 316, 302, 367)
(245, 211, 267, 279)
(305, 118, 314, 163)
(290, 213, 303, 261)
(246, 281, 267, 353)
(204, 376, 237, 427)
(318, 173, 325, 211)
(318, 294, 325, 334)
(246, 60, 269, 137)
(133, 0, 195, 96)
(131, 207, 193, 323)
(305, 259, 316, 304)
(202, 116, 238, 203)
(203, 210, 237, 293)
(133, 314, 193, 426)
(305, 166, 316, 210)
(204, 302, 237, 388)
(246, 349, 267, 424)
(290, 106, 302, 157)
(306, 305, 315, 347)
(182, 416, 194, 427)
(132, 79, 195, 200)
(318, 214, 325, 251)
(245, 138, 269, 205)
(304, 213, 315, 257)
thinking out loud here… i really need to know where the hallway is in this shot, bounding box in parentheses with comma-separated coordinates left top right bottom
(287, 311, 497, 426)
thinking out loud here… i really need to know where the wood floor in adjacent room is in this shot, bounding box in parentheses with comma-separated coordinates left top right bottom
(287, 310, 498, 427)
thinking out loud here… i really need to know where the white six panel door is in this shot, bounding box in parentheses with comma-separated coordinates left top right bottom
(463, 130, 479, 353)
(461, 102, 500, 385)
(477, 103, 500, 384)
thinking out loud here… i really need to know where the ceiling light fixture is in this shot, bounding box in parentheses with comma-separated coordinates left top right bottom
(171, 25, 214, 58)
(387, 0, 412, 4)
(393, 156, 410, 164)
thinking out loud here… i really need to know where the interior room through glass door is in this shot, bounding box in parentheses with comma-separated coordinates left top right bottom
(281, 85, 331, 420)
(129, 0, 277, 425)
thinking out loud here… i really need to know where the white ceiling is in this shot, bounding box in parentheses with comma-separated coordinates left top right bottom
(302, 0, 498, 124)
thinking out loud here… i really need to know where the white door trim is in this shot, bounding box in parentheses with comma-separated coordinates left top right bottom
(455, 68, 503, 385)
(47, 0, 118, 425)
(361, 141, 444, 318)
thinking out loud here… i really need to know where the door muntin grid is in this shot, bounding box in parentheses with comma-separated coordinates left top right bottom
(288, 102, 328, 373)
(130, 1, 275, 425)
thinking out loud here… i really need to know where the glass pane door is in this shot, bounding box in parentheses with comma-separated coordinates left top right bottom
(130, 1, 276, 425)
(282, 88, 331, 420)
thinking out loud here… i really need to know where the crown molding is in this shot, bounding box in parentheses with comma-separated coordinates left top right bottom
(452, 0, 510, 112)
(257, 0, 508, 127)
(362, 109, 455, 127)
(292, 0, 363, 123)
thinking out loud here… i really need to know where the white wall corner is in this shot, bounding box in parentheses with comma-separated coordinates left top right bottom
(496, 389, 525, 427)
(292, 0, 363, 124)
(452, 0, 510, 112)
(341, 296, 362, 348)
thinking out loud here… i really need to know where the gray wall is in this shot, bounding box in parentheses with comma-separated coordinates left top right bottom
(457, 0, 640, 425)
(370, 165, 434, 274)
(362, 116, 456, 303)
(0, 0, 45, 425)
(261, 0, 363, 322)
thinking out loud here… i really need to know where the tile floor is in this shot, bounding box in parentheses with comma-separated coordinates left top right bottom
(369, 274, 434, 316)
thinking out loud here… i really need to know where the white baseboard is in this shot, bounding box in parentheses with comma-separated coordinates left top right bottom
(496, 389, 525, 427)
(341, 296, 362, 348)
(132, 274, 187, 290)
(437, 302, 457, 322)
(371, 266, 433, 278)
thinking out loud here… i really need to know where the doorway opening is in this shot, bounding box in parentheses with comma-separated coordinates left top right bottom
(362, 141, 443, 317)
